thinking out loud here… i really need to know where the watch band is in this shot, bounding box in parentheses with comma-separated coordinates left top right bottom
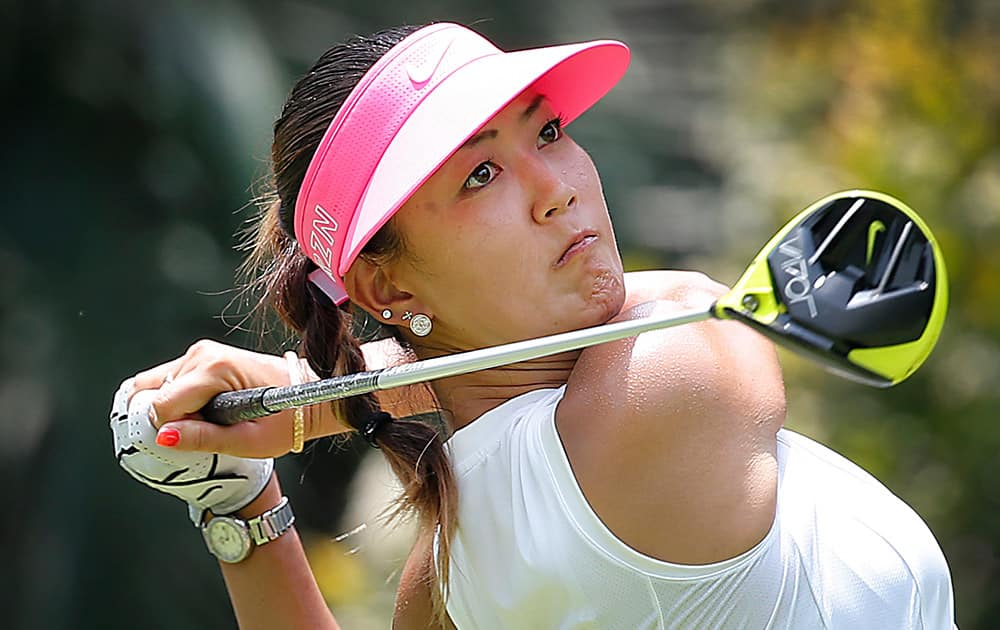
(245, 496, 295, 546)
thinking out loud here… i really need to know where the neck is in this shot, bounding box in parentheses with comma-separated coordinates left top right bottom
(418, 350, 579, 431)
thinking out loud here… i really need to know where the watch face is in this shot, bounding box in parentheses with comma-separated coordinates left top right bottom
(203, 517, 251, 563)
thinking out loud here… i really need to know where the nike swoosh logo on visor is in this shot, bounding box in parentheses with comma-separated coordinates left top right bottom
(405, 37, 455, 87)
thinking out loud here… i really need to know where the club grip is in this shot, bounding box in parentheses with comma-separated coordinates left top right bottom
(200, 386, 275, 425)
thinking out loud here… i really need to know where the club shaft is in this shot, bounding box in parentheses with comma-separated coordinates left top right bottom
(208, 305, 714, 423)
(376, 305, 714, 391)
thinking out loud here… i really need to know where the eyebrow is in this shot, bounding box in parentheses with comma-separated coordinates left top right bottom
(460, 94, 549, 150)
(521, 94, 547, 121)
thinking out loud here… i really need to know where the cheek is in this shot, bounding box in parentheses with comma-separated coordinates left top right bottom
(427, 213, 524, 275)
(404, 211, 538, 304)
(560, 142, 602, 190)
(573, 155, 607, 207)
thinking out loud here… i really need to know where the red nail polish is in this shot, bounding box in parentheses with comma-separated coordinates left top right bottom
(156, 427, 180, 447)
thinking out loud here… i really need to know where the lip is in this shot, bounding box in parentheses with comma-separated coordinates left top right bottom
(555, 230, 599, 268)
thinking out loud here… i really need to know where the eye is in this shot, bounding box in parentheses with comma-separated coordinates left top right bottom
(537, 118, 563, 148)
(464, 161, 501, 190)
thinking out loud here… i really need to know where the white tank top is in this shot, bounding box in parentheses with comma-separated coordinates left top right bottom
(443, 387, 955, 629)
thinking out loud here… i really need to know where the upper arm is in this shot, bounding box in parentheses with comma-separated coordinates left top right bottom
(557, 270, 787, 564)
(393, 534, 455, 630)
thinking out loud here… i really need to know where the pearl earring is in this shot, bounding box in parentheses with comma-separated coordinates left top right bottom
(381, 308, 393, 320)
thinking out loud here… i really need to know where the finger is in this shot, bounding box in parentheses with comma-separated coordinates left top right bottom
(133, 357, 186, 397)
(154, 411, 296, 458)
(148, 370, 234, 429)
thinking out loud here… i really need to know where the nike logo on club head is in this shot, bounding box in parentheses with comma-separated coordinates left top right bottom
(405, 37, 454, 87)
(867, 219, 886, 265)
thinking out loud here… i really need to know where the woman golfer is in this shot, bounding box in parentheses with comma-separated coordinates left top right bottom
(110, 22, 956, 629)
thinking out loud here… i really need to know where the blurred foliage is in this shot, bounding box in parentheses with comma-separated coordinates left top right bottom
(0, 0, 996, 628)
(710, 1, 1000, 626)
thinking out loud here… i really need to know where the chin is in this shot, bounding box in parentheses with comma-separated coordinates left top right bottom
(587, 268, 626, 324)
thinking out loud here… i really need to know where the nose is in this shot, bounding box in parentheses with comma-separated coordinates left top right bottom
(528, 156, 577, 223)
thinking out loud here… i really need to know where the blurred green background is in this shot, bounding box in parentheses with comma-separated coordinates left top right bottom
(2, 0, 997, 628)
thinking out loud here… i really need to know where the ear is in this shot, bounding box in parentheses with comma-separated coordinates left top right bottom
(344, 258, 431, 323)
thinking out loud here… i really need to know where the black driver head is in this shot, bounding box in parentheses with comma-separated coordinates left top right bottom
(715, 190, 948, 387)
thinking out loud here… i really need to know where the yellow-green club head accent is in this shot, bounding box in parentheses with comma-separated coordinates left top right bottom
(715, 190, 947, 387)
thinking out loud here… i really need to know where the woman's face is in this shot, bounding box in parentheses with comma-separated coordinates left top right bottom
(382, 91, 625, 351)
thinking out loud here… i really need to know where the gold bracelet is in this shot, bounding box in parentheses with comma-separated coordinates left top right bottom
(283, 351, 306, 454)
(290, 408, 305, 453)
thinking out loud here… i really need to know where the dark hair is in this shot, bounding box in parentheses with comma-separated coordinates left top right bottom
(238, 24, 456, 620)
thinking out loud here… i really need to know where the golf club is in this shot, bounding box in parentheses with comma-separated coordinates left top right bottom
(202, 189, 948, 426)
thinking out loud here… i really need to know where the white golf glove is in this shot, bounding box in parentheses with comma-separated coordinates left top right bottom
(109, 377, 274, 525)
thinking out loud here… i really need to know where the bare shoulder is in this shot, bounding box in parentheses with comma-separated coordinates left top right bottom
(393, 533, 456, 630)
(620, 269, 729, 310)
(557, 270, 786, 564)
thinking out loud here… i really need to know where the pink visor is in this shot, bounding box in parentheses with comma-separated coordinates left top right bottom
(294, 22, 630, 304)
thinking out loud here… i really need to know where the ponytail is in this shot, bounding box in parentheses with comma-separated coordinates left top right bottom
(234, 23, 457, 622)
